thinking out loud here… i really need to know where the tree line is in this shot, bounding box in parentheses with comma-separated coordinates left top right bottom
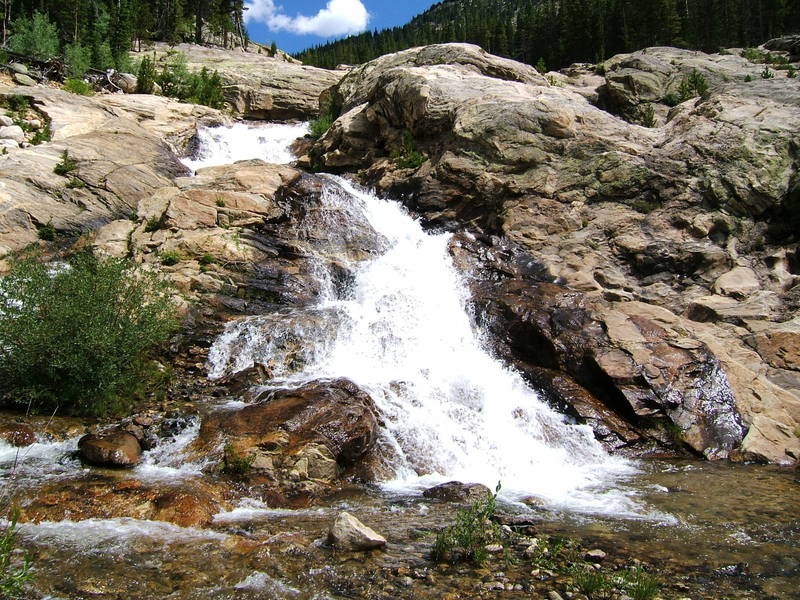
(1, 0, 246, 71)
(295, 0, 800, 70)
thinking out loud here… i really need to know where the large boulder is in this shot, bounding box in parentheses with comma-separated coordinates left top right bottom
(78, 431, 142, 467)
(422, 481, 492, 503)
(327, 511, 386, 551)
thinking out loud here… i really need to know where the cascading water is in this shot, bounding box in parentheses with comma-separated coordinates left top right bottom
(182, 121, 310, 171)
(203, 124, 643, 517)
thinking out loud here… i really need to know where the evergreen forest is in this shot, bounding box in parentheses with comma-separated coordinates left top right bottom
(1, 1, 246, 71)
(295, 0, 800, 70)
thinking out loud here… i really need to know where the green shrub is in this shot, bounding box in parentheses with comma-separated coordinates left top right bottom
(789, 65, 797, 79)
(64, 42, 92, 79)
(185, 67, 225, 109)
(53, 150, 77, 176)
(535, 57, 547, 73)
(432, 482, 502, 565)
(0, 252, 178, 416)
(622, 566, 660, 600)
(761, 65, 775, 79)
(30, 124, 51, 145)
(640, 103, 657, 128)
(0, 510, 33, 599)
(198, 253, 216, 266)
(741, 47, 767, 63)
(392, 130, 427, 170)
(9, 11, 59, 60)
(63, 78, 94, 96)
(666, 69, 708, 105)
(215, 197, 226, 207)
(66, 176, 85, 189)
(144, 215, 163, 232)
(36, 221, 56, 241)
(3, 96, 28, 115)
(744, 74, 753, 82)
(570, 566, 611, 599)
(159, 250, 182, 266)
(137, 57, 157, 94)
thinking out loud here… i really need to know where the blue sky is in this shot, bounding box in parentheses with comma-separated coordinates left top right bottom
(244, 0, 440, 54)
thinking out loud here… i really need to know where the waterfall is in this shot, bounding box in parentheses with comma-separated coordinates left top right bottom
(202, 123, 641, 516)
(182, 122, 310, 171)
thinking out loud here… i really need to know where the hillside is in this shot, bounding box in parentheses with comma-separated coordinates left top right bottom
(296, 0, 800, 70)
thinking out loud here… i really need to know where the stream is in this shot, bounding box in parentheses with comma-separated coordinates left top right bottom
(1, 121, 798, 600)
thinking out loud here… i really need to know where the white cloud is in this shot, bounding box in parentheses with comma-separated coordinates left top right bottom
(244, 0, 369, 37)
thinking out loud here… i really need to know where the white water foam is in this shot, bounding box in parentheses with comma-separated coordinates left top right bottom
(208, 176, 647, 517)
(14, 518, 227, 556)
(181, 121, 309, 171)
(0, 436, 83, 483)
(134, 418, 212, 482)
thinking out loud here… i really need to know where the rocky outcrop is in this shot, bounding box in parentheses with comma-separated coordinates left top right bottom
(327, 511, 386, 551)
(141, 43, 343, 120)
(311, 43, 800, 464)
(0, 84, 226, 264)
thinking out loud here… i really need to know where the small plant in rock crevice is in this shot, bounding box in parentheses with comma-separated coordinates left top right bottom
(391, 130, 427, 170)
(36, 221, 56, 241)
(431, 482, 503, 565)
(159, 250, 183, 266)
(53, 150, 77, 176)
(222, 443, 255, 475)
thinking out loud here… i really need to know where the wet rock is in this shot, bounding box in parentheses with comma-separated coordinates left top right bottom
(422, 481, 492, 503)
(327, 511, 386, 551)
(0, 422, 36, 447)
(152, 490, 219, 527)
(78, 431, 142, 467)
(202, 378, 378, 465)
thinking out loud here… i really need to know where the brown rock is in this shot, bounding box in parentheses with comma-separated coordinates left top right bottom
(422, 481, 492, 503)
(78, 431, 142, 467)
(327, 511, 386, 551)
(0, 422, 36, 447)
(152, 490, 219, 527)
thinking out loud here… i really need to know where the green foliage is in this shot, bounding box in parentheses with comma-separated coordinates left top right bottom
(9, 11, 59, 60)
(143, 215, 164, 232)
(0, 252, 178, 416)
(535, 57, 547, 73)
(622, 566, 660, 600)
(789, 65, 798, 79)
(36, 221, 56, 241)
(570, 566, 611, 599)
(215, 197, 226, 207)
(139, 52, 225, 109)
(761, 65, 775, 79)
(391, 131, 427, 170)
(66, 177, 85, 189)
(665, 69, 708, 105)
(63, 78, 94, 96)
(137, 57, 157, 94)
(3, 96, 28, 115)
(30, 124, 51, 146)
(0, 510, 33, 599)
(65, 43, 92, 79)
(744, 74, 753, 82)
(270, 41, 278, 56)
(432, 482, 502, 565)
(295, 0, 800, 74)
(309, 101, 339, 140)
(159, 250, 182, 266)
(740, 47, 768, 63)
(222, 443, 255, 475)
(53, 150, 77, 176)
(640, 103, 657, 128)
(198, 253, 216, 266)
